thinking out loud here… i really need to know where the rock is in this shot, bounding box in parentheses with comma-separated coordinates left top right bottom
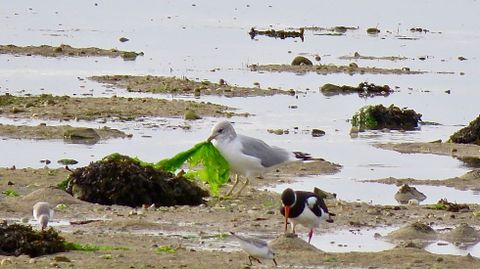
(63, 127, 100, 141)
(291, 56, 313, 66)
(351, 104, 422, 132)
(53, 256, 71, 262)
(184, 110, 201, 120)
(1, 258, 12, 266)
(119, 37, 129, 42)
(386, 222, 437, 241)
(366, 27, 380, 34)
(449, 115, 480, 145)
(311, 129, 325, 137)
(320, 82, 392, 97)
(445, 223, 480, 243)
(57, 159, 78, 165)
(394, 184, 426, 204)
(65, 153, 209, 207)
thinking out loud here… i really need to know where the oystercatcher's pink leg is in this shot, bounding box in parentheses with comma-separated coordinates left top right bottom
(307, 229, 313, 243)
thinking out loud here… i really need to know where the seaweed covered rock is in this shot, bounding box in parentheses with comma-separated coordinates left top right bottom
(351, 104, 422, 132)
(449, 115, 480, 145)
(320, 82, 392, 97)
(0, 223, 66, 257)
(65, 154, 209, 207)
(394, 184, 426, 204)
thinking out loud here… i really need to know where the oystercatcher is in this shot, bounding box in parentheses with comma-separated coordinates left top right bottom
(229, 232, 277, 266)
(207, 121, 311, 196)
(33, 201, 54, 231)
(280, 188, 333, 243)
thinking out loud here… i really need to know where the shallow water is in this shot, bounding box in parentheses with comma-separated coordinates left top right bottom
(1, 0, 480, 258)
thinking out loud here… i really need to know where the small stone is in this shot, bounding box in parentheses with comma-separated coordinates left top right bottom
(1, 258, 12, 266)
(311, 129, 325, 137)
(54, 256, 71, 262)
(291, 56, 312, 66)
(119, 37, 129, 42)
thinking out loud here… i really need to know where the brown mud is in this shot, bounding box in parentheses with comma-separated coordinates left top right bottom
(0, 44, 143, 60)
(0, 124, 128, 141)
(0, 93, 236, 121)
(0, 156, 479, 268)
(90, 75, 292, 97)
(250, 63, 425, 75)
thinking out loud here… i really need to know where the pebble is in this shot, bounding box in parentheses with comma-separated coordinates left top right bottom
(0, 258, 12, 266)
(53, 256, 71, 262)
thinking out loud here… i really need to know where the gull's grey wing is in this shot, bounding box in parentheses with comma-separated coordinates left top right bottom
(231, 232, 269, 248)
(238, 135, 291, 167)
(33, 202, 53, 217)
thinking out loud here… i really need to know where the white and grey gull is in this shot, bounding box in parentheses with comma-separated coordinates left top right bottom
(32, 201, 54, 231)
(229, 232, 277, 266)
(207, 121, 312, 196)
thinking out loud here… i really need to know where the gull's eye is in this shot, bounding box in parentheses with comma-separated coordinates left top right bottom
(218, 128, 224, 133)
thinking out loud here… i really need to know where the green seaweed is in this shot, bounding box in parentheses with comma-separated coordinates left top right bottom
(2, 189, 19, 197)
(155, 141, 230, 195)
(64, 242, 129, 252)
(351, 106, 378, 130)
(155, 245, 176, 254)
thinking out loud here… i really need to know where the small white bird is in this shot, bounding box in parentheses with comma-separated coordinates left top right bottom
(208, 121, 311, 196)
(32, 202, 54, 231)
(230, 232, 277, 266)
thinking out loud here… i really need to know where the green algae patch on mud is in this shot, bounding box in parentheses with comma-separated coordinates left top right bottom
(65, 153, 209, 207)
(0, 93, 234, 121)
(449, 115, 480, 145)
(0, 224, 66, 257)
(0, 44, 143, 60)
(249, 63, 425, 75)
(321, 82, 392, 97)
(64, 242, 129, 252)
(351, 104, 422, 132)
(89, 75, 290, 97)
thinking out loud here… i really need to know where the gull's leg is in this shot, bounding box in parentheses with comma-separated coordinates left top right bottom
(234, 177, 249, 197)
(225, 174, 240, 197)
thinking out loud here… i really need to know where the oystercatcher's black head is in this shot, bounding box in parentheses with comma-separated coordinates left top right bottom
(281, 188, 295, 207)
(281, 188, 296, 232)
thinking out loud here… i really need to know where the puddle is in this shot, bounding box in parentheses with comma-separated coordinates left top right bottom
(310, 226, 480, 258)
(5, 217, 71, 227)
(309, 226, 395, 253)
(426, 240, 480, 257)
(270, 175, 480, 205)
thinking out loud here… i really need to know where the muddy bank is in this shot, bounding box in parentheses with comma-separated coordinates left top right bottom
(249, 63, 424, 75)
(90, 75, 292, 97)
(0, 94, 236, 121)
(0, 44, 143, 60)
(375, 142, 480, 159)
(0, 162, 479, 268)
(366, 169, 480, 192)
(339, 52, 408, 61)
(0, 124, 129, 141)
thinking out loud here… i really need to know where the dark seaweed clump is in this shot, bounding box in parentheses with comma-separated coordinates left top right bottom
(0, 223, 66, 257)
(351, 104, 422, 131)
(449, 115, 480, 145)
(249, 27, 304, 41)
(321, 82, 392, 97)
(65, 153, 209, 207)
